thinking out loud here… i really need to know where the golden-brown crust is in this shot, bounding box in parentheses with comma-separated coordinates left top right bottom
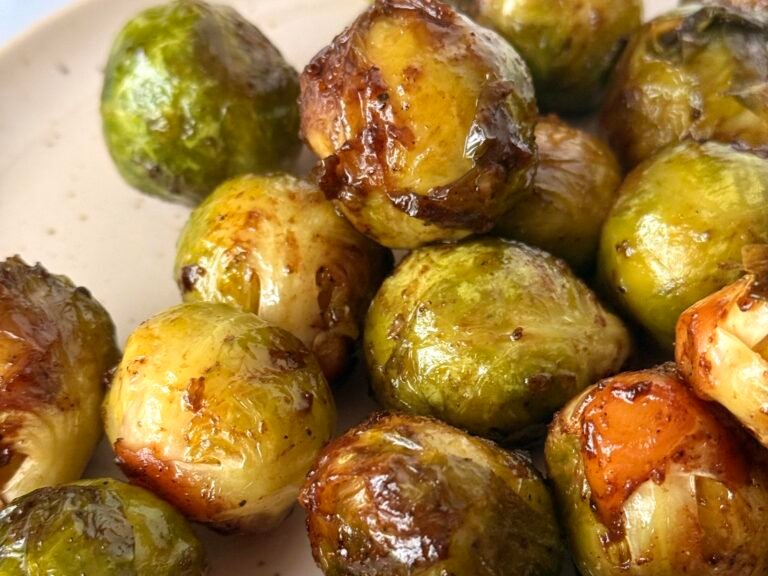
(114, 439, 227, 528)
(0, 258, 117, 466)
(300, 0, 535, 232)
(675, 281, 744, 398)
(300, 412, 466, 568)
(577, 364, 750, 540)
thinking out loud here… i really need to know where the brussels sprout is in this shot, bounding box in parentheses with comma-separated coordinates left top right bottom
(174, 174, 392, 381)
(365, 238, 630, 442)
(103, 302, 336, 533)
(602, 4, 768, 169)
(300, 412, 563, 576)
(681, 0, 768, 8)
(546, 364, 768, 575)
(676, 264, 768, 448)
(598, 141, 768, 349)
(300, 0, 537, 249)
(0, 257, 119, 506)
(101, 0, 300, 205)
(451, 0, 642, 113)
(495, 115, 622, 273)
(0, 478, 205, 575)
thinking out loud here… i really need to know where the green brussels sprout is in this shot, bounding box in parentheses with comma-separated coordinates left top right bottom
(300, 412, 563, 576)
(101, 0, 300, 205)
(365, 238, 631, 443)
(545, 364, 768, 575)
(495, 115, 622, 273)
(677, 266, 768, 448)
(0, 478, 206, 575)
(602, 4, 768, 169)
(174, 174, 392, 382)
(598, 141, 768, 349)
(103, 302, 336, 534)
(301, 0, 537, 249)
(0, 257, 119, 506)
(681, 0, 768, 8)
(451, 0, 642, 113)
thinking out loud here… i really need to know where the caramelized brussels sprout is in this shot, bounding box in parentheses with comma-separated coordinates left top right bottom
(365, 239, 631, 442)
(175, 174, 392, 381)
(103, 302, 336, 534)
(602, 4, 768, 169)
(598, 141, 768, 349)
(300, 412, 563, 576)
(0, 478, 205, 574)
(546, 364, 768, 575)
(0, 257, 119, 506)
(101, 0, 300, 205)
(495, 115, 622, 273)
(451, 0, 642, 113)
(301, 0, 537, 248)
(677, 264, 768, 448)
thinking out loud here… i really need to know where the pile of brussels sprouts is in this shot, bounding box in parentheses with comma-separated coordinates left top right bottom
(6, 0, 768, 573)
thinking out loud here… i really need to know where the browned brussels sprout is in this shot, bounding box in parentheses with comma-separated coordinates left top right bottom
(676, 258, 768, 448)
(301, 0, 537, 248)
(174, 174, 392, 381)
(365, 238, 631, 443)
(103, 302, 336, 534)
(546, 364, 768, 575)
(0, 479, 206, 575)
(101, 0, 301, 205)
(450, 0, 642, 113)
(495, 115, 622, 273)
(300, 412, 563, 576)
(0, 257, 119, 506)
(602, 3, 768, 169)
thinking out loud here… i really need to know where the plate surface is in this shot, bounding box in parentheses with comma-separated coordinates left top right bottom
(0, 0, 674, 574)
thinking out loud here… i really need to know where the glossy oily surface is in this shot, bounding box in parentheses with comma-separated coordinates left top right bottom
(598, 141, 768, 349)
(602, 4, 768, 169)
(101, 0, 300, 205)
(0, 478, 205, 575)
(451, 0, 642, 113)
(301, 412, 563, 576)
(366, 238, 631, 442)
(175, 173, 392, 381)
(546, 365, 768, 576)
(301, 0, 537, 248)
(0, 257, 119, 506)
(0, 0, 676, 573)
(677, 271, 768, 448)
(495, 115, 622, 274)
(103, 302, 336, 533)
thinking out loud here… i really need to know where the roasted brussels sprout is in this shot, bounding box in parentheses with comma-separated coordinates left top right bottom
(681, 0, 768, 8)
(495, 115, 622, 273)
(677, 262, 768, 448)
(0, 257, 119, 506)
(451, 0, 642, 113)
(300, 412, 563, 576)
(546, 364, 768, 575)
(602, 4, 768, 169)
(365, 239, 631, 442)
(598, 141, 768, 349)
(0, 478, 205, 574)
(101, 0, 300, 205)
(103, 302, 336, 533)
(175, 174, 392, 381)
(301, 0, 537, 249)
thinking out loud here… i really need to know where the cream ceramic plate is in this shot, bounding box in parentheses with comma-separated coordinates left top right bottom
(0, 0, 674, 574)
